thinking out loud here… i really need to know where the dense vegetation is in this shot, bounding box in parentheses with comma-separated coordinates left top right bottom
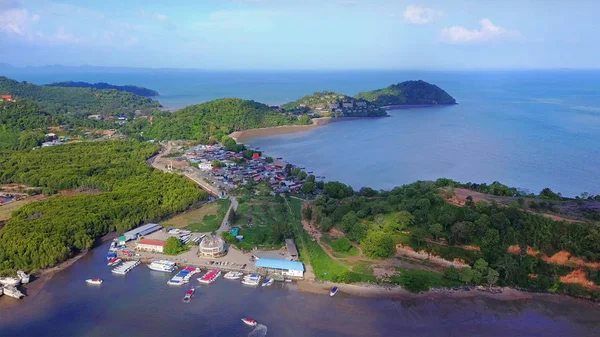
(140, 98, 307, 141)
(0, 141, 207, 273)
(355, 80, 456, 106)
(310, 179, 600, 298)
(46, 81, 158, 97)
(0, 76, 160, 115)
(281, 91, 387, 117)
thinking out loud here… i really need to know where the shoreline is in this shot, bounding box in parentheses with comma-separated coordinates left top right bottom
(382, 103, 457, 110)
(0, 232, 117, 309)
(229, 115, 388, 142)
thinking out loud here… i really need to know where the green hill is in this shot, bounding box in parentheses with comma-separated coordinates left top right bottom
(0, 76, 160, 115)
(143, 98, 308, 141)
(45, 81, 159, 97)
(281, 91, 387, 117)
(355, 80, 456, 107)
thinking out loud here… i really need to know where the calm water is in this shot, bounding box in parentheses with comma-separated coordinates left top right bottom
(5, 69, 600, 196)
(2, 241, 600, 337)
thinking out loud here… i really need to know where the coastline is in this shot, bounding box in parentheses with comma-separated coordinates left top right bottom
(229, 115, 388, 142)
(0, 232, 117, 309)
(381, 103, 457, 110)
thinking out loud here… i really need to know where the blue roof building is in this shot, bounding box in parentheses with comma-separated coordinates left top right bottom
(254, 258, 304, 278)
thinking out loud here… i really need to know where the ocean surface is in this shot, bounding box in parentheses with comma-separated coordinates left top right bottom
(5, 69, 600, 196)
(1, 241, 600, 337)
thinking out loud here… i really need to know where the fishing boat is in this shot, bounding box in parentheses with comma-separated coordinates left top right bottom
(0, 277, 21, 287)
(86, 278, 103, 285)
(223, 271, 243, 280)
(330, 286, 339, 297)
(262, 278, 274, 287)
(182, 288, 195, 302)
(148, 260, 177, 272)
(16, 270, 30, 284)
(3, 286, 24, 299)
(241, 318, 257, 327)
(107, 257, 122, 266)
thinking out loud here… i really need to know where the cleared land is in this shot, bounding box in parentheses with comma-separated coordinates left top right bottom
(0, 195, 47, 222)
(163, 199, 231, 232)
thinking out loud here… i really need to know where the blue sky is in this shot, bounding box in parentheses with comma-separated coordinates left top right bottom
(1, 0, 598, 70)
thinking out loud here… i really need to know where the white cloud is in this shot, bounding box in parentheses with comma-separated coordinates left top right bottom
(139, 9, 176, 30)
(403, 5, 444, 25)
(54, 26, 80, 44)
(440, 18, 521, 44)
(0, 8, 40, 37)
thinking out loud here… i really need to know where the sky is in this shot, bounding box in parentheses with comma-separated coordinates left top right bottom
(0, 0, 599, 70)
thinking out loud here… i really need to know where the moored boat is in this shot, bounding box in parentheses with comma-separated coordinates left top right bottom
(223, 271, 243, 280)
(0, 277, 21, 287)
(241, 318, 257, 326)
(107, 257, 122, 266)
(241, 274, 261, 286)
(16, 270, 30, 284)
(3, 286, 24, 299)
(111, 260, 140, 275)
(330, 286, 339, 297)
(148, 260, 177, 272)
(86, 278, 103, 285)
(262, 278, 274, 287)
(197, 269, 221, 284)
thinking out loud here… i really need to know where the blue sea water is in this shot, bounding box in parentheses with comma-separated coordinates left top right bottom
(6, 69, 600, 196)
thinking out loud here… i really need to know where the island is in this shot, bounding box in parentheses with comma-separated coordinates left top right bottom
(45, 81, 159, 97)
(355, 80, 457, 108)
(281, 91, 387, 117)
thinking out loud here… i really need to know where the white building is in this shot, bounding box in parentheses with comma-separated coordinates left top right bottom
(199, 162, 213, 171)
(136, 239, 165, 253)
(254, 258, 305, 278)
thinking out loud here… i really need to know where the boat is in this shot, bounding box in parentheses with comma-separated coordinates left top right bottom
(107, 257, 122, 266)
(111, 260, 140, 275)
(223, 271, 243, 280)
(16, 270, 30, 284)
(168, 267, 201, 285)
(3, 286, 24, 299)
(262, 278, 274, 287)
(241, 318, 257, 327)
(148, 260, 177, 272)
(86, 278, 103, 285)
(0, 277, 21, 287)
(241, 274, 261, 286)
(197, 269, 221, 284)
(182, 288, 195, 302)
(330, 286, 339, 297)
(106, 251, 117, 260)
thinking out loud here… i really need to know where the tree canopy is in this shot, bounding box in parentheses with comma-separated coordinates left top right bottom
(355, 80, 456, 106)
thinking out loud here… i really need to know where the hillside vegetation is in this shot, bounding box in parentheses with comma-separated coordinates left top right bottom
(141, 98, 308, 141)
(282, 91, 387, 117)
(0, 141, 207, 273)
(46, 81, 159, 97)
(0, 76, 160, 115)
(355, 80, 456, 106)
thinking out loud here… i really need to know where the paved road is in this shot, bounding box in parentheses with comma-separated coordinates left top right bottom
(216, 197, 238, 235)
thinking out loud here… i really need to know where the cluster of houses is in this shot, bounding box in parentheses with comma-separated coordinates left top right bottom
(184, 144, 305, 193)
(302, 98, 376, 117)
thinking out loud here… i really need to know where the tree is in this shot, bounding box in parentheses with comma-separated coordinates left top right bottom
(316, 181, 325, 189)
(459, 267, 474, 284)
(301, 181, 315, 194)
(221, 232, 237, 244)
(444, 266, 460, 281)
(298, 171, 307, 180)
(164, 237, 186, 255)
(221, 135, 236, 149)
(361, 231, 394, 258)
(319, 217, 334, 232)
(302, 206, 312, 221)
(429, 223, 443, 240)
(486, 268, 499, 288)
(450, 221, 473, 244)
(212, 160, 225, 168)
(298, 114, 312, 125)
(265, 156, 273, 163)
(394, 211, 415, 227)
(306, 174, 316, 183)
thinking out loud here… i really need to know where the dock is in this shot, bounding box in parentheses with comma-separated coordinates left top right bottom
(112, 260, 140, 275)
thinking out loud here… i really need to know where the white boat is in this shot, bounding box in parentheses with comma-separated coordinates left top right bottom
(241, 318, 257, 327)
(86, 278, 103, 285)
(330, 286, 339, 297)
(262, 278, 274, 287)
(16, 270, 30, 284)
(0, 277, 21, 287)
(223, 271, 243, 280)
(241, 274, 261, 286)
(0, 286, 3, 296)
(183, 288, 195, 302)
(3, 286, 24, 299)
(148, 260, 177, 272)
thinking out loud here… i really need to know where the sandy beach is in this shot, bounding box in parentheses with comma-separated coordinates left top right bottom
(229, 117, 332, 142)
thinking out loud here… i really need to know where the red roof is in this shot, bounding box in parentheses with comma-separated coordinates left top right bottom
(252, 153, 260, 160)
(137, 239, 165, 246)
(2, 95, 12, 100)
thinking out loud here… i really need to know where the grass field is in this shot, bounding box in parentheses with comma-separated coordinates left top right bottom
(163, 199, 231, 233)
(321, 234, 360, 258)
(0, 195, 47, 221)
(390, 267, 462, 292)
(233, 195, 289, 250)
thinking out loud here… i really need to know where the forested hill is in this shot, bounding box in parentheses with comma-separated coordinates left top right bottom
(140, 98, 309, 141)
(0, 76, 160, 114)
(45, 81, 159, 97)
(281, 91, 387, 117)
(0, 141, 207, 273)
(355, 80, 456, 107)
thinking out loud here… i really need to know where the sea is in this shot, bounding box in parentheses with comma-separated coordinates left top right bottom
(5, 69, 600, 196)
(2, 69, 600, 336)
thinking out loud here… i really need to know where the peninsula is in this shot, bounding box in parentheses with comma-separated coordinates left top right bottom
(45, 81, 159, 97)
(355, 80, 457, 107)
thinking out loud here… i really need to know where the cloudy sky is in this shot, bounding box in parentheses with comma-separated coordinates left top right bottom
(0, 0, 598, 69)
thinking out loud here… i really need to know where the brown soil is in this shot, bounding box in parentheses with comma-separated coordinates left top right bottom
(560, 270, 600, 289)
(507, 245, 600, 271)
(58, 187, 100, 197)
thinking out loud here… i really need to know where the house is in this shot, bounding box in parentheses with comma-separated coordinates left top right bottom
(136, 239, 165, 253)
(285, 239, 299, 260)
(1, 95, 14, 102)
(342, 102, 354, 108)
(356, 101, 367, 107)
(328, 102, 339, 109)
(254, 258, 304, 278)
(45, 133, 58, 141)
(199, 162, 213, 171)
(88, 114, 104, 120)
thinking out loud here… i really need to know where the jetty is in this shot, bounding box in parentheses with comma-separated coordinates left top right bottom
(112, 260, 140, 275)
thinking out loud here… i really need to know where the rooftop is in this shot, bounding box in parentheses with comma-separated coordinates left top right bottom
(255, 258, 304, 272)
(123, 223, 162, 236)
(137, 239, 166, 246)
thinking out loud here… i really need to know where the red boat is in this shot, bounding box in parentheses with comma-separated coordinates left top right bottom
(183, 288, 195, 302)
(241, 318, 257, 326)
